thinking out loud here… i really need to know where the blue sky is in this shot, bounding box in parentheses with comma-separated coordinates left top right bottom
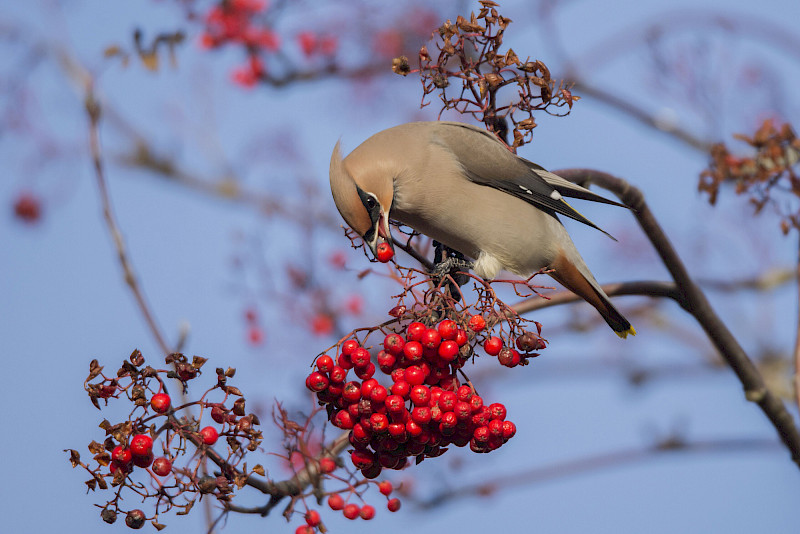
(2, 0, 799, 532)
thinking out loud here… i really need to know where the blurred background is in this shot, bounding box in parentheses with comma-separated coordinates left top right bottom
(2, 0, 799, 532)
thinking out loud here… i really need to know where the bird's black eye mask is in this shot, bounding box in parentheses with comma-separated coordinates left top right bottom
(356, 186, 381, 242)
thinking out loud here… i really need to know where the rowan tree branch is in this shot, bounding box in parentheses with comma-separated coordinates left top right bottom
(551, 168, 800, 467)
(411, 436, 780, 509)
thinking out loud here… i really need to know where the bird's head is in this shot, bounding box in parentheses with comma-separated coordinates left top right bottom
(329, 141, 395, 259)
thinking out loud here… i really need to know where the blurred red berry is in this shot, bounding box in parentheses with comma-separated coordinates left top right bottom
(359, 504, 375, 520)
(328, 493, 345, 510)
(311, 314, 334, 336)
(387, 498, 401, 512)
(343, 503, 360, 520)
(378, 480, 393, 495)
(305, 509, 321, 527)
(319, 457, 336, 473)
(13, 193, 41, 223)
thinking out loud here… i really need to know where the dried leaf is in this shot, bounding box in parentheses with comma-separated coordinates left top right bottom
(87, 359, 104, 382)
(252, 464, 265, 476)
(66, 449, 81, 467)
(88, 440, 105, 454)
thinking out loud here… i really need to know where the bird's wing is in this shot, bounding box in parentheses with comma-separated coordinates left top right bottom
(433, 122, 617, 239)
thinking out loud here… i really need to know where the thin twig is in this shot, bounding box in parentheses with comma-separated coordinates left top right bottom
(85, 89, 172, 356)
(553, 168, 800, 467)
(793, 232, 800, 414)
(411, 436, 780, 509)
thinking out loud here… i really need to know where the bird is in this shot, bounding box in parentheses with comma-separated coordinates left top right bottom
(329, 121, 635, 338)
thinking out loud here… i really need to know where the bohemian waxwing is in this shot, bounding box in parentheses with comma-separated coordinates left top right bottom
(329, 121, 635, 338)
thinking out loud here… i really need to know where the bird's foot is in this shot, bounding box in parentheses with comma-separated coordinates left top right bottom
(431, 257, 474, 280)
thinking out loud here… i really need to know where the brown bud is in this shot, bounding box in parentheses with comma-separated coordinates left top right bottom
(392, 56, 410, 76)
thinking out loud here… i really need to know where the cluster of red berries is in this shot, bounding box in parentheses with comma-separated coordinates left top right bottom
(306, 318, 519, 480)
(296, 481, 399, 532)
(108, 392, 219, 485)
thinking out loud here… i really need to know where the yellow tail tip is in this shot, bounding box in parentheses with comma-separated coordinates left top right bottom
(615, 325, 637, 339)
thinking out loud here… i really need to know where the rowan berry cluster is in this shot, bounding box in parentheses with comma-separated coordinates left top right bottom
(68, 351, 264, 530)
(307, 316, 526, 481)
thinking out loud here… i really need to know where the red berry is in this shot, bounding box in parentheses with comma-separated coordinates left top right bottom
(502, 420, 517, 439)
(334, 410, 355, 429)
(402, 341, 424, 362)
(369, 385, 388, 404)
(470, 395, 484, 412)
(405, 322, 426, 342)
(376, 242, 394, 262)
(437, 340, 459, 361)
(152, 457, 172, 476)
(355, 362, 376, 380)
(437, 320, 458, 340)
(361, 378, 378, 399)
(473, 426, 490, 442)
(337, 352, 353, 369)
(388, 422, 406, 438)
(370, 413, 389, 432)
(438, 391, 457, 411)
(328, 494, 344, 510)
(329, 365, 347, 383)
(484, 336, 503, 356)
(409, 385, 431, 406)
(199, 426, 219, 445)
(132, 452, 153, 468)
(150, 393, 171, 414)
(350, 449, 375, 469)
(489, 403, 507, 420)
(454, 401, 472, 421)
(390, 380, 410, 398)
(112, 446, 132, 465)
(351, 347, 371, 368)
(387, 498, 401, 512)
(320, 457, 337, 474)
(385, 394, 405, 413)
(455, 328, 469, 347)
(404, 366, 425, 386)
(359, 504, 376, 520)
(498, 347, 521, 367)
(13, 193, 41, 223)
(378, 480, 393, 495)
(316, 355, 334, 373)
(342, 339, 359, 356)
(488, 419, 504, 438)
(343, 503, 360, 519)
(305, 509, 321, 527)
(468, 314, 486, 332)
(130, 434, 153, 456)
(456, 385, 473, 402)
(342, 381, 362, 403)
(306, 372, 329, 392)
(383, 333, 405, 356)
(420, 328, 442, 349)
(296, 526, 314, 534)
(362, 463, 382, 479)
(377, 350, 396, 372)
(411, 406, 431, 424)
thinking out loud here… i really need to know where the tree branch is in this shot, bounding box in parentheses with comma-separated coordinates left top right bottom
(552, 168, 800, 467)
(411, 436, 780, 509)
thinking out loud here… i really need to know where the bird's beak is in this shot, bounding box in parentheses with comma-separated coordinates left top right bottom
(367, 210, 394, 258)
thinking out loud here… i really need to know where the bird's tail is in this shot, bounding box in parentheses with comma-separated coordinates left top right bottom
(550, 250, 636, 339)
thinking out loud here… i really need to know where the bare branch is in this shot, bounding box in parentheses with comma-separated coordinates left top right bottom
(552, 168, 800, 467)
(412, 436, 780, 509)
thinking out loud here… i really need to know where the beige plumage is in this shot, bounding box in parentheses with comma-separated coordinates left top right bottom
(330, 121, 635, 338)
